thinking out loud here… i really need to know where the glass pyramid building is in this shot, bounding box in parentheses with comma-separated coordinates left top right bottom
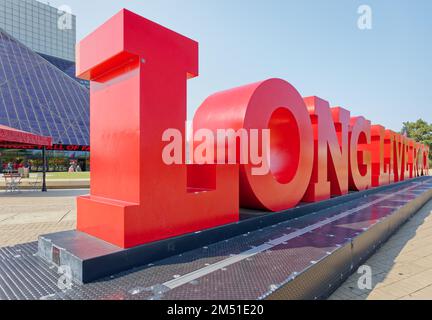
(0, 29, 89, 146)
(38, 53, 90, 89)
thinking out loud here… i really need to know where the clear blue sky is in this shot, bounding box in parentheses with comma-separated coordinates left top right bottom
(45, 0, 431, 131)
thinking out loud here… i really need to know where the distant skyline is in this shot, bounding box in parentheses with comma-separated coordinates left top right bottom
(42, 0, 431, 131)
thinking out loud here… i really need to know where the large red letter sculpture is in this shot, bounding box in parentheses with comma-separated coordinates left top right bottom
(76, 9, 238, 248)
(370, 125, 392, 186)
(302, 97, 350, 202)
(75, 9, 430, 249)
(393, 133, 406, 182)
(193, 79, 314, 212)
(349, 117, 372, 191)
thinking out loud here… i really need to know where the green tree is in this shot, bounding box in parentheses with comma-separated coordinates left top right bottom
(401, 119, 432, 163)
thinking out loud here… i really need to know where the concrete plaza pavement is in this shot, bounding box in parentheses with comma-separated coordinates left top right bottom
(0, 189, 87, 247)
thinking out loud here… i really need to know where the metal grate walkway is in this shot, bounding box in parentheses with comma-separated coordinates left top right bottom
(1, 178, 431, 300)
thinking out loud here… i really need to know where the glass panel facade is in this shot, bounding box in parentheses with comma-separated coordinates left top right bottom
(0, 148, 90, 173)
(38, 52, 89, 88)
(0, 0, 76, 61)
(0, 28, 89, 146)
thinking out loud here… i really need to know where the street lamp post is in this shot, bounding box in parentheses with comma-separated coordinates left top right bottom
(42, 146, 47, 192)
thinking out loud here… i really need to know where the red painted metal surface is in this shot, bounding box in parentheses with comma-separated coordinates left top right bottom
(0, 124, 51, 146)
(76, 9, 238, 249)
(75, 9, 430, 249)
(348, 117, 372, 191)
(302, 97, 350, 202)
(393, 133, 406, 182)
(193, 79, 314, 211)
(371, 125, 391, 187)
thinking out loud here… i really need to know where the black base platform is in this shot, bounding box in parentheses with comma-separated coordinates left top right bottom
(1, 177, 431, 300)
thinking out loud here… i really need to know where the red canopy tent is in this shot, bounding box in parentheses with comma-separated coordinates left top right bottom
(0, 124, 52, 192)
(0, 124, 51, 146)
